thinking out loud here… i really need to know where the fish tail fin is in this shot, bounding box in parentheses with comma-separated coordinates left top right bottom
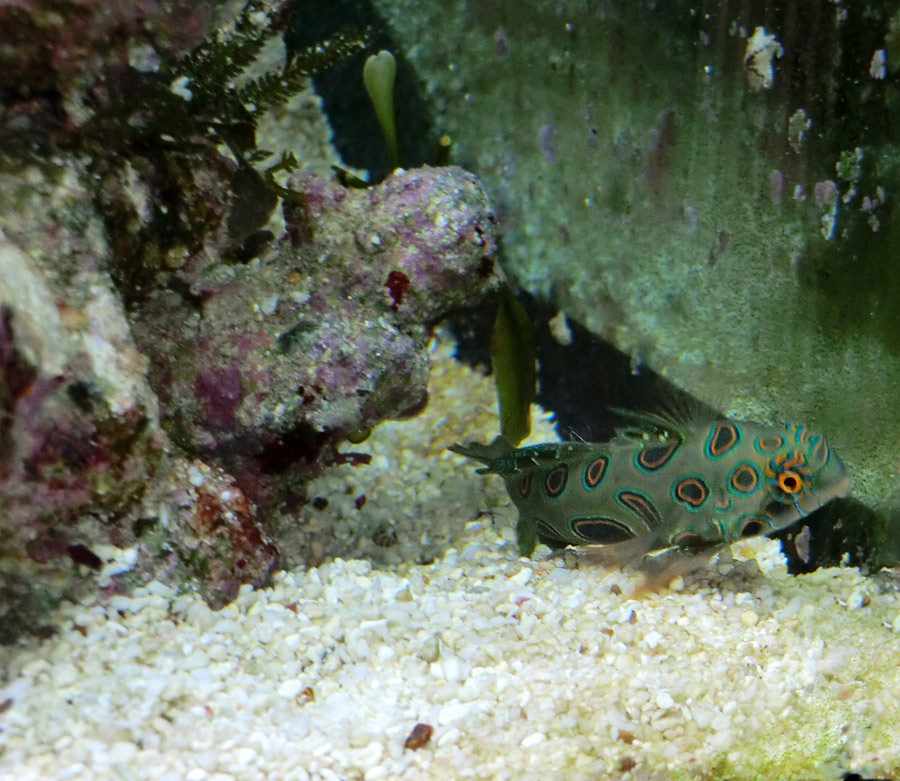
(448, 436, 515, 473)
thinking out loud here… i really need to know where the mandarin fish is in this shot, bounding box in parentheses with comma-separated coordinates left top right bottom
(450, 411, 851, 588)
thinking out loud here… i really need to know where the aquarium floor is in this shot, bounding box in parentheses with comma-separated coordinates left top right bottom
(2, 333, 899, 780)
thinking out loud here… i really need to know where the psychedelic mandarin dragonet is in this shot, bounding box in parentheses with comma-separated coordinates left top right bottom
(451, 411, 851, 586)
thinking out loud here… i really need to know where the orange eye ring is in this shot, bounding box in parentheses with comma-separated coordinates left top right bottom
(778, 470, 803, 494)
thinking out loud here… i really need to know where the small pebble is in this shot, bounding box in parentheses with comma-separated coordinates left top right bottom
(234, 747, 257, 765)
(656, 692, 675, 710)
(437, 728, 460, 747)
(520, 732, 546, 749)
(404, 723, 433, 751)
(740, 610, 759, 627)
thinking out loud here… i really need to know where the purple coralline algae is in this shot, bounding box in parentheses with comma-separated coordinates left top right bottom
(0, 0, 500, 638)
(0, 238, 164, 641)
(0, 0, 209, 149)
(131, 165, 499, 506)
(0, 162, 499, 636)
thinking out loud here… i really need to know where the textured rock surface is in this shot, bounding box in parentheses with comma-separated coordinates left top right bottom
(0, 160, 500, 633)
(0, 0, 502, 639)
(130, 166, 499, 498)
(0, 0, 257, 639)
(0, 0, 210, 157)
(0, 237, 164, 642)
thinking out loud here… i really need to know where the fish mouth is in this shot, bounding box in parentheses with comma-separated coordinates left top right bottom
(820, 473, 853, 503)
(796, 473, 852, 516)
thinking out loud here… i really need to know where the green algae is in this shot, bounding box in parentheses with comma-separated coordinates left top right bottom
(492, 286, 535, 447)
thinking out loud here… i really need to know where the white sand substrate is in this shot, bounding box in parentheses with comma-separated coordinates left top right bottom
(2, 333, 900, 780)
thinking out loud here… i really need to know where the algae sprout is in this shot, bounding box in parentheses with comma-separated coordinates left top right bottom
(363, 50, 400, 169)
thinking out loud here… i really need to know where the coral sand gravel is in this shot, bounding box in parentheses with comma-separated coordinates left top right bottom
(1, 335, 899, 780)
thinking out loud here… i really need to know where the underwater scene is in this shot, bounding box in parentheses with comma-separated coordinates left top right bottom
(2, 0, 900, 778)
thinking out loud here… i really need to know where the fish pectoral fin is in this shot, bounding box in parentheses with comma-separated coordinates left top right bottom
(580, 537, 723, 594)
(631, 545, 722, 595)
(579, 535, 657, 571)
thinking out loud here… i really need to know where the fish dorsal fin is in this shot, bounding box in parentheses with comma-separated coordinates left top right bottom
(610, 407, 683, 440)
(610, 394, 722, 441)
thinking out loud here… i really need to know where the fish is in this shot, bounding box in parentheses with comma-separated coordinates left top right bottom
(450, 409, 851, 589)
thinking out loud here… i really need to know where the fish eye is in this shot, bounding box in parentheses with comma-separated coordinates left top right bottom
(778, 470, 803, 494)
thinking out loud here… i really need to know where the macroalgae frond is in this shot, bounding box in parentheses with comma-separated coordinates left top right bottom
(492, 287, 535, 446)
(363, 50, 400, 169)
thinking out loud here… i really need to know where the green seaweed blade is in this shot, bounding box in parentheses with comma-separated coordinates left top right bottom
(492, 287, 535, 446)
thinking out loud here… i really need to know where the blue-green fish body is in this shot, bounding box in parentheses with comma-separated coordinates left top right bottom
(451, 413, 851, 580)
